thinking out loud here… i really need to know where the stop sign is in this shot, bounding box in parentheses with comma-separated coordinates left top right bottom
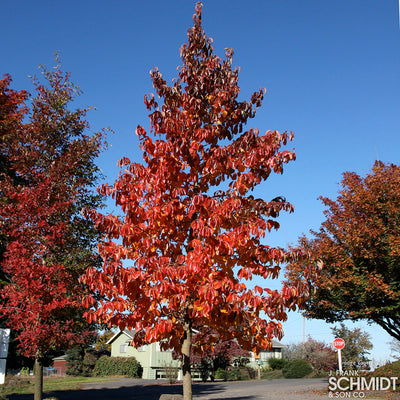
(333, 338, 345, 350)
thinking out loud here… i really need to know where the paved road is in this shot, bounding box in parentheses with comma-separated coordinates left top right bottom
(9, 378, 330, 400)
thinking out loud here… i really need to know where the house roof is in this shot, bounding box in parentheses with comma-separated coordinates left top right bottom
(106, 329, 135, 345)
(107, 329, 286, 350)
(269, 340, 287, 349)
(52, 355, 67, 361)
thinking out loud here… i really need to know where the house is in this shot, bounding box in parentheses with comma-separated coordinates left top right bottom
(248, 340, 287, 369)
(107, 330, 181, 380)
(108, 329, 286, 379)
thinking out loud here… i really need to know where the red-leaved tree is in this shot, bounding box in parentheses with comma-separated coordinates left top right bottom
(82, 4, 309, 399)
(283, 337, 337, 372)
(0, 75, 28, 265)
(0, 64, 104, 400)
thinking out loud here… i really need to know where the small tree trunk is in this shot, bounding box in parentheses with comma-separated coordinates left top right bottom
(182, 321, 192, 400)
(34, 354, 43, 400)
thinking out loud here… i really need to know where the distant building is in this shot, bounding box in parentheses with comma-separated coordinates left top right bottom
(108, 329, 286, 380)
(248, 340, 287, 369)
(52, 355, 68, 376)
(107, 330, 181, 380)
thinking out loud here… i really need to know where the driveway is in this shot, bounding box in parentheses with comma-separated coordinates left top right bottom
(9, 378, 329, 400)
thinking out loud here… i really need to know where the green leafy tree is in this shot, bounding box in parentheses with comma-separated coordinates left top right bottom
(331, 323, 372, 369)
(93, 329, 114, 352)
(66, 346, 98, 377)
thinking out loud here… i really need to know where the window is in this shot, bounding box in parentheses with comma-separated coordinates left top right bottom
(120, 343, 127, 353)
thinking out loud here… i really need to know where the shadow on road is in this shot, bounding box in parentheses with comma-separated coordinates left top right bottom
(8, 378, 330, 400)
(8, 382, 258, 400)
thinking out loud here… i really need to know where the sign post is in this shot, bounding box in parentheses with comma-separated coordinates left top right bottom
(0, 329, 10, 385)
(333, 338, 345, 372)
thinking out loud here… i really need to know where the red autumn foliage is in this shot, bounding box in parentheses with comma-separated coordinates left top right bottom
(284, 337, 337, 372)
(81, 3, 309, 398)
(0, 65, 104, 364)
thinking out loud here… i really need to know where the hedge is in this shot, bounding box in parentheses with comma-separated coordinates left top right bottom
(93, 356, 143, 378)
(214, 367, 256, 381)
(282, 359, 313, 379)
(267, 357, 287, 371)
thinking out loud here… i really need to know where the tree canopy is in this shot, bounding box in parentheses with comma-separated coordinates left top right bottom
(286, 161, 400, 341)
(331, 323, 373, 369)
(283, 337, 337, 372)
(82, 3, 309, 399)
(0, 62, 105, 400)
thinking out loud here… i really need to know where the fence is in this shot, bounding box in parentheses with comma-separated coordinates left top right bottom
(43, 367, 64, 377)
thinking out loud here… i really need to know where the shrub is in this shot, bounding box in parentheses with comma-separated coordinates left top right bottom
(246, 367, 256, 379)
(226, 367, 255, 381)
(227, 368, 241, 381)
(20, 367, 30, 376)
(93, 356, 143, 378)
(371, 359, 400, 377)
(261, 368, 284, 380)
(267, 358, 287, 370)
(282, 359, 313, 379)
(360, 359, 400, 391)
(215, 368, 228, 381)
(214, 367, 255, 381)
(163, 362, 179, 384)
(5, 375, 31, 390)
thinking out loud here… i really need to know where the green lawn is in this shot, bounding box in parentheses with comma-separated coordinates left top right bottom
(2, 375, 118, 396)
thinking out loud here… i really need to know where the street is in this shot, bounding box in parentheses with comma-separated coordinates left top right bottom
(9, 378, 329, 400)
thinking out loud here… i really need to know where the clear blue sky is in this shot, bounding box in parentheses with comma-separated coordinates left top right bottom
(2, 1, 399, 363)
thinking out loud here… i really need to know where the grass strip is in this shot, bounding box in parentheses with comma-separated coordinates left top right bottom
(3, 376, 118, 396)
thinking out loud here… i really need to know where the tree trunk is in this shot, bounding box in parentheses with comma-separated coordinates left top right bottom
(34, 354, 43, 400)
(182, 321, 192, 400)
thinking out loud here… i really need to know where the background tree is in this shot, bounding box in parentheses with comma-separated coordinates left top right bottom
(388, 338, 400, 360)
(285, 161, 400, 341)
(282, 337, 337, 372)
(66, 346, 99, 377)
(93, 329, 114, 353)
(82, 4, 309, 399)
(331, 323, 372, 369)
(0, 63, 105, 400)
